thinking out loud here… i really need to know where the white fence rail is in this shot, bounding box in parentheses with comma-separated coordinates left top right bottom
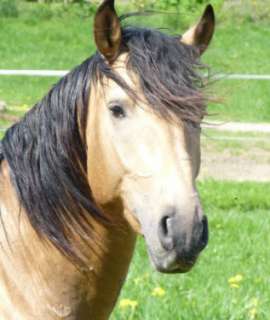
(215, 74, 270, 80)
(1, 70, 270, 135)
(0, 70, 68, 77)
(1, 70, 270, 80)
(203, 122, 270, 134)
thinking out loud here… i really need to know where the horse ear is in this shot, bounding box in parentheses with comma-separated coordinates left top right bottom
(181, 4, 215, 55)
(94, 0, 122, 64)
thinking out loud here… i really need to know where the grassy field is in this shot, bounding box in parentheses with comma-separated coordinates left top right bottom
(111, 180, 270, 320)
(202, 129, 270, 155)
(0, 2, 270, 128)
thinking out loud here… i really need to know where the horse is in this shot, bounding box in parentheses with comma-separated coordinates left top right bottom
(0, 1, 215, 319)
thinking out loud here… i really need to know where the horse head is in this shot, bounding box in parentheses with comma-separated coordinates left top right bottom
(88, 0, 215, 273)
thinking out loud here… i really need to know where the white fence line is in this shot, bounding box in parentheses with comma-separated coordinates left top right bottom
(0, 70, 68, 77)
(203, 122, 270, 134)
(1, 70, 270, 80)
(202, 136, 269, 142)
(215, 74, 270, 80)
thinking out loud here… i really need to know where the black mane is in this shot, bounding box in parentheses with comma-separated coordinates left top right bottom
(1, 27, 207, 264)
(0, 142, 3, 164)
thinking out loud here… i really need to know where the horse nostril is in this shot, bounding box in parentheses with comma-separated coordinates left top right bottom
(158, 215, 175, 251)
(161, 215, 169, 236)
(200, 216, 209, 249)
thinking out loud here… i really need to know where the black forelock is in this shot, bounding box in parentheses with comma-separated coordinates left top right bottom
(123, 27, 207, 123)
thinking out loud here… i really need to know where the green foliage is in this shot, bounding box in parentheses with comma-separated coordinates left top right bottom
(25, 4, 53, 21)
(18, 1, 99, 23)
(155, 0, 201, 11)
(221, 0, 270, 23)
(129, 0, 225, 29)
(130, 0, 224, 12)
(0, 0, 19, 17)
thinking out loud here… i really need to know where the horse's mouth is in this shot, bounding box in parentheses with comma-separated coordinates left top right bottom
(148, 248, 198, 274)
(156, 261, 197, 274)
(155, 260, 196, 274)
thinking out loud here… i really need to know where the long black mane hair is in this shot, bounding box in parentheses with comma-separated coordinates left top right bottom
(1, 26, 207, 264)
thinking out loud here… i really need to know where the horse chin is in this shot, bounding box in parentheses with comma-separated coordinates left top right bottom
(149, 251, 197, 274)
(155, 262, 195, 274)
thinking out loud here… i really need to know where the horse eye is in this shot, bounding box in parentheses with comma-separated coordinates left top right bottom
(109, 105, 126, 119)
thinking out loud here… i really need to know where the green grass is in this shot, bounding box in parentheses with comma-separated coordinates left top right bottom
(201, 129, 270, 155)
(0, 76, 57, 107)
(202, 20, 270, 122)
(0, 17, 93, 70)
(203, 21, 270, 74)
(207, 79, 270, 123)
(0, 4, 270, 123)
(111, 180, 270, 320)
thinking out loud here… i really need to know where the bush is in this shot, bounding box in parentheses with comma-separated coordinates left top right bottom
(0, 0, 19, 18)
(131, 0, 222, 12)
(222, 0, 270, 23)
(21, 3, 54, 23)
(20, 1, 99, 22)
(127, 0, 224, 31)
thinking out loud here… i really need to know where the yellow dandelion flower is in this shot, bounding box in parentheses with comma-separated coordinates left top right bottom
(119, 299, 138, 310)
(152, 287, 166, 297)
(228, 274, 243, 288)
(249, 307, 257, 320)
(229, 274, 243, 283)
(134, 272, 149, 285)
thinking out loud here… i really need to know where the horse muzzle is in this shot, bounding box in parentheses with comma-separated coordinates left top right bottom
(148, 213, 208, 274)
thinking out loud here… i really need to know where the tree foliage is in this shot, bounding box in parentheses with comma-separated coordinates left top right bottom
(0, 0, 18, 17)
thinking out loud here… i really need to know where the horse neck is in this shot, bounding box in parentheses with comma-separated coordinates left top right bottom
(0, 160, 136, 320)
(86, 199, 137, 319)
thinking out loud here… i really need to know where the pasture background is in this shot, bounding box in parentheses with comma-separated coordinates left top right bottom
(0, 0, 270, 319)
(1, 0, 270, 125)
